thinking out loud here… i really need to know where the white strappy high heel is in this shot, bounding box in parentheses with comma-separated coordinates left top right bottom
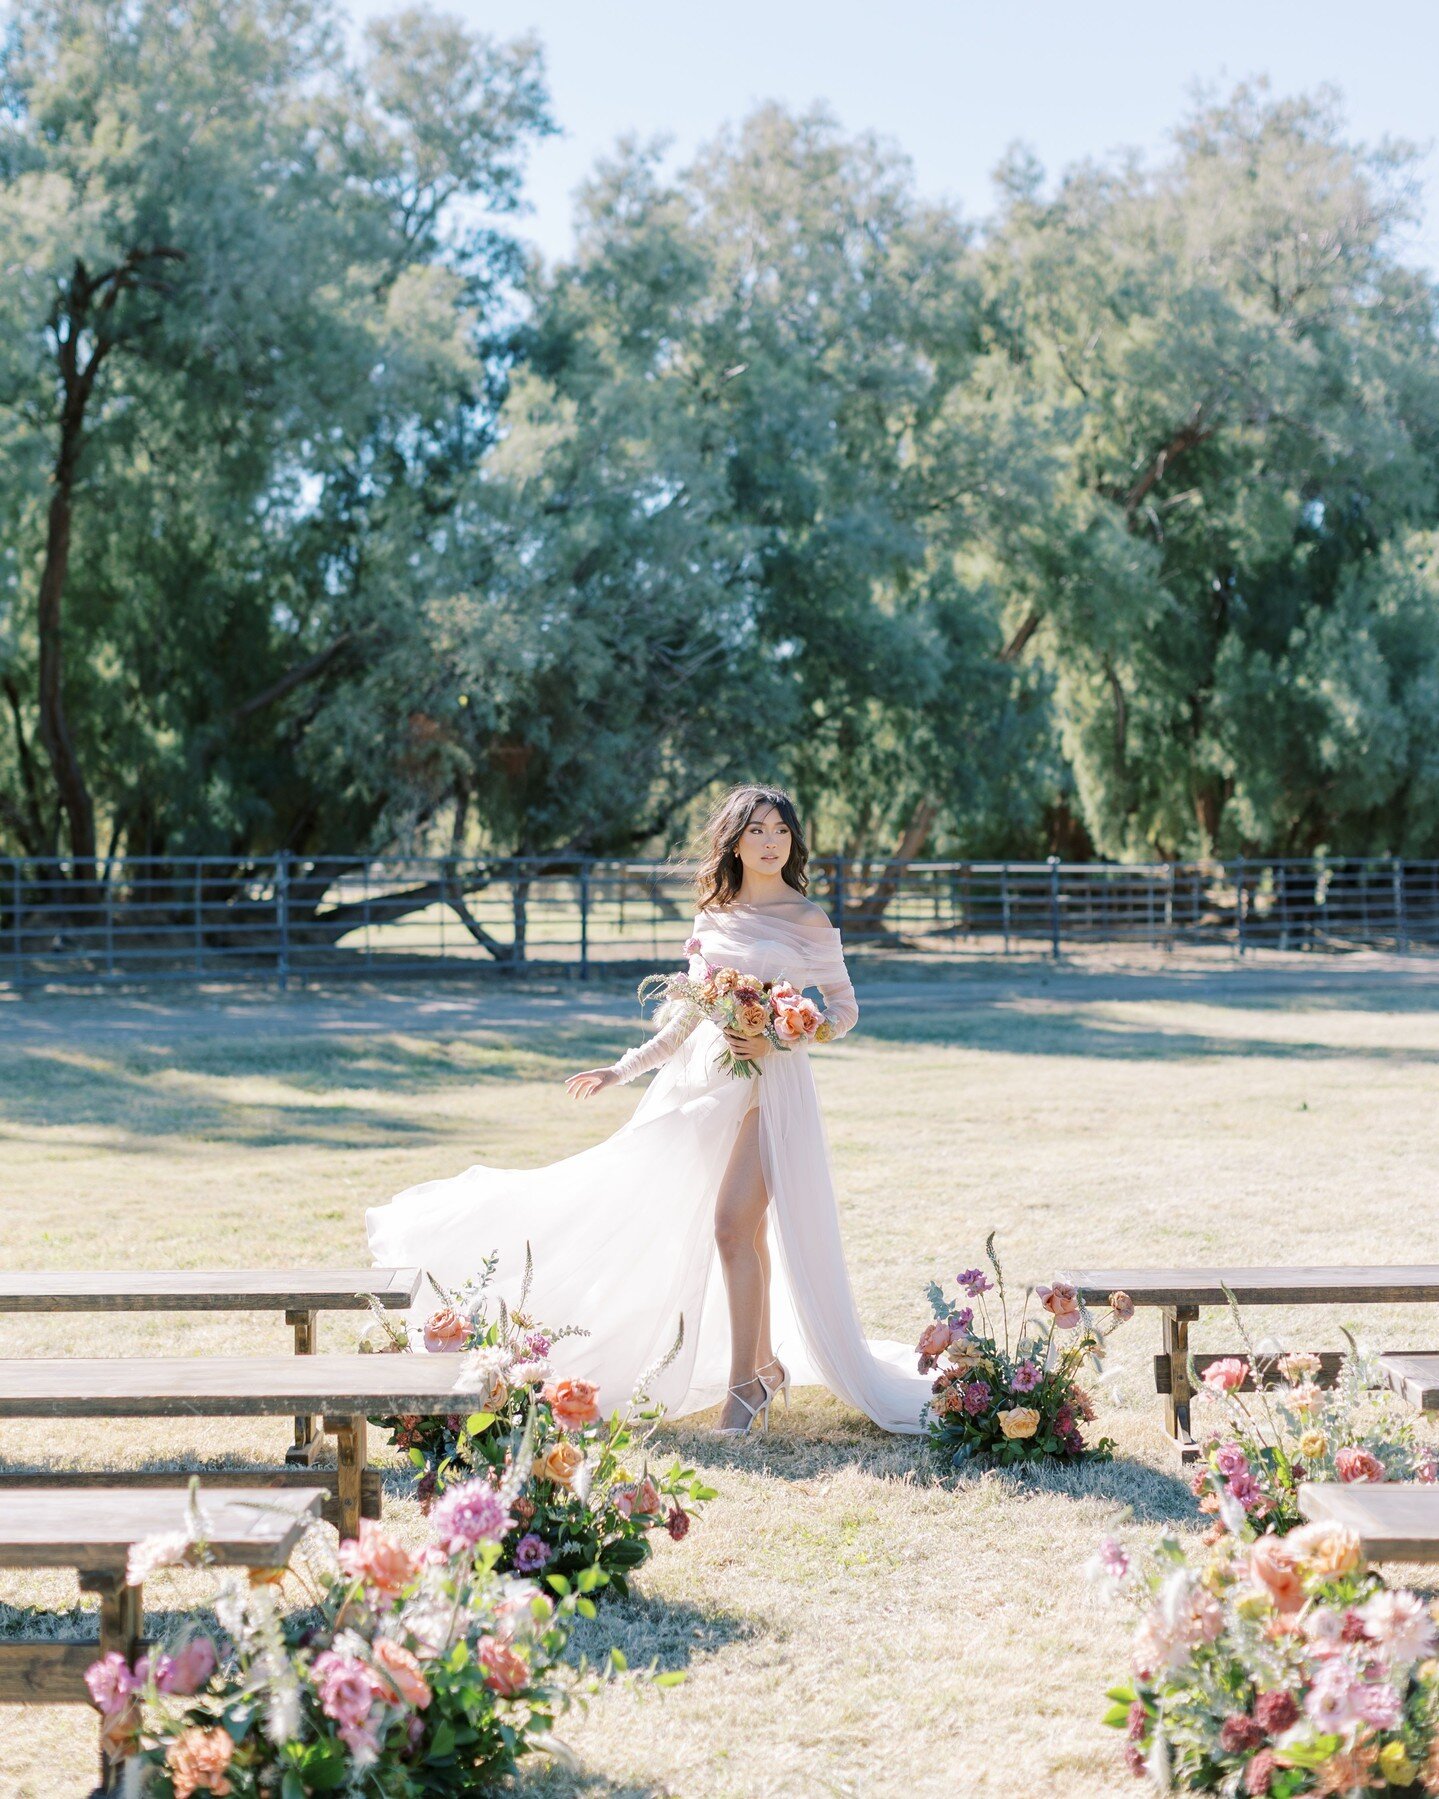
(757, 1355, 791, 1413)
(715, 1375, 771, 1436)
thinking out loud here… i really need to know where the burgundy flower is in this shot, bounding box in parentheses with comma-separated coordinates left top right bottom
(1245, 1749, 1277, 1797)
(1126, 1702, 1147, 1742)
(1124, 1743, 1146, 1778)
(1253, 1690, 1297, 1735)
(1219, 1715, 1265, 1754)
(666, 1506, 690, 1542)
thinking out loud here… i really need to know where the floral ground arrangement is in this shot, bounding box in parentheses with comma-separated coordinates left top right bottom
(85, 1468, 673, 1797)
(1190, 1334, 1438, 1534)
(915, 1235, 1133, 1467)
(1095, 1519, 1439, 1795)
(364, 1252, 714, 1592)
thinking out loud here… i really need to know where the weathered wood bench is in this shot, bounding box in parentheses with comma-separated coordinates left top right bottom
(1378, 1353, 1439, 1413)
(1298, 1482, 1439, 1563)
(0, 1485, 324, 1704)
(1067, 1266, 1439, 1459)
(0, 1268, 422, 1464)
(0, 1354, 491, 1540)
(0, 1485, 324, 1780)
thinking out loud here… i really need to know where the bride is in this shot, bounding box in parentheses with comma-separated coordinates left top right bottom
(365, 784, 929, 1437)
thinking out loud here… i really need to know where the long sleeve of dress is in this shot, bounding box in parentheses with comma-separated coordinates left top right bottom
(610, 1005, 702, 1085)
(812, 933, 859, 1041)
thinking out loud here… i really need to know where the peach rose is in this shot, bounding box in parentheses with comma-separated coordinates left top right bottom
(1036, 1282, 1082, 1330)
(531, 1440, 585, 1486)
(1109, 1291, 1135, 1322)
(477, 1636, 529, 1698)
(773, 996, 822, 1044)
(542, 1377, 601, 1431)
(713, 968, 741, 994)
(735, 998, 771, 1036)
(1201, 1358, 1249, 1394)
(916, 1322, 952, 1369)
(422, 1307, 468, 1353)
(997, 1407, 1040, 1440)
(1287, 1521, 1363, 1579)
(373, 1637, 431, 1710)
(338, 1521, 419, 1598)
(1249, 1533, 1305, 1614)
(1334, 1445, 1385, 1484)
(166, 1726, 234, 1799)
(634, 1476, 661, 1515)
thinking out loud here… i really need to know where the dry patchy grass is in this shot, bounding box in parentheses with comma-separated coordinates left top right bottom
(2, 962, 1439, 1797)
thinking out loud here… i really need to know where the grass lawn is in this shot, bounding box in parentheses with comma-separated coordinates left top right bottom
(2, 955, 1439, 1797)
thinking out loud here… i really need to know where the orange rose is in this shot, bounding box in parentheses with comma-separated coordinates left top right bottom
(166, 1727, 234, 1799)
(1288, 1521, 1363, 1578)
(713, 968, 741, 994)
(337, 1521, 418, 1598)
(374, 1637, 431, 1709)
(422, 1307, 468, 1353)
(541, 1377, 601, 1430)
(531, 1440, 585, 1486)
(774, 996, 822, 1044)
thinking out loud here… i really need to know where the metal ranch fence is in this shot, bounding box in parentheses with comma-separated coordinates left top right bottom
(2, 853, 1437, 991)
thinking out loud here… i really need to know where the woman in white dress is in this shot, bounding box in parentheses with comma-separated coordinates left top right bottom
(365, 784, 929, 1437)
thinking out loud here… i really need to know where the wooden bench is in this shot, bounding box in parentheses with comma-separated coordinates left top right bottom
(0, 1354, 493, 1539)
(1298, 1482, 1439, 1563)
(0, 1485, 324, 1780)
(1066, 1266, 1439, 1459)
(0, 1485, 324, 1703)
(0, 1268, 422, 1465)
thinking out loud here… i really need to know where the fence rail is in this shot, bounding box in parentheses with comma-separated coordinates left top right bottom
(3, 853, 1438, 991)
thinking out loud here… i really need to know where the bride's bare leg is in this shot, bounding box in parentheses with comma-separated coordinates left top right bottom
(754, 1215, 774, 1373)
(714, 1104, 771, 1430)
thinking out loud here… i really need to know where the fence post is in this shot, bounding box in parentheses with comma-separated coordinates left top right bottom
(104, 863, 115, 979)
(193, 862, 203, 973)
(578, 861, 590, 980)
(276, 850, 290, 992)
(1000, 863, 1010, 954)
(1047, 856, 1061, 960)
(1394, 858, 1408, 954)
(831, 857, 846, 929)
(1236, 856, 1246, 957)
(9, 860, 19, 983)
(1163, 864, 1175, 953)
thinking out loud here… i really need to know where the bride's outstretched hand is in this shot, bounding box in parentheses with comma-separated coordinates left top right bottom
(566, 1065, 620, 1099)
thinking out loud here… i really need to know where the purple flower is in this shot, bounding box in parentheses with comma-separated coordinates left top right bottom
(512, 1532, 553, 1573)
(1010, 1361, 1041, 1393)
(429, 1478, 513, 1552)
(957, 1268, 993, 1298)
(962, 1379, 992, 1416)
(525, 1331, 552, 1358)
(1226, 1470, 1263, 1509)
(949, 1308, 973, 1333)
(1212, 1442, 1249, 1479)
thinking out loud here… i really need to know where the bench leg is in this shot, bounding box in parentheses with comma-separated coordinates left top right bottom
(286, 1307, 321, 1466)
(1162, 1306, 1200, 1461)
(325, 1413, 367, 1540)
(81, 1568, 141, 1785)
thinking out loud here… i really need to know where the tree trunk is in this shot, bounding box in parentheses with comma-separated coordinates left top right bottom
(36, 413, 97, 875)
(842, 796, 938, 935)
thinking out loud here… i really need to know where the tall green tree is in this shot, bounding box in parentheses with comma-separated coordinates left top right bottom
(0, 0, 551, 870)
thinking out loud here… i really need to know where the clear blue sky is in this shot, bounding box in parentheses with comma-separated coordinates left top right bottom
(342, 0, 1439, 271)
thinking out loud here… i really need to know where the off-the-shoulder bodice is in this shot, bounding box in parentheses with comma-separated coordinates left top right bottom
(610, 901, 859, 1084)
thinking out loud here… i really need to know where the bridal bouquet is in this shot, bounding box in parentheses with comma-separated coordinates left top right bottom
(86, 1470, 605, 1795)
(363, 1252, 713, 1593)
(916, 1234, 1132, 1467)
(1189, 1326, 1437, 1536)
(636, 933, 832, 1080)
(1093, 1522, 1439, 1794)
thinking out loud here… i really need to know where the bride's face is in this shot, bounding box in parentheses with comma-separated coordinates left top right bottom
(735, 804, 791, 879)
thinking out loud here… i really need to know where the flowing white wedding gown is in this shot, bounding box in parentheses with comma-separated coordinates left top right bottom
(365, 904, 930, 1434)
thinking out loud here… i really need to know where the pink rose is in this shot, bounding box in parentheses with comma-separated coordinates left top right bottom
(773, 995, 822, 1044)
(339, 1520, 420, 1597)
(374, 1637, 431, 1710)
(312, 1650, 382, 1730)
(84, 1651, 137, 1715)
(634, 1477, 661, 1515)
(1249, 1534, 1305, 1614)
(1212, 1442, 1249, 1480)
(1036, 1282, 1082, 1329)
(1109, 1290, 1135, 1321)
(542, 1377, 602, 1430)
(916, 1321, 952, 1370)
(1202, 1358, 1249, 1393)
(477, 1636, 529, 1697)
(1335, 1445, 1385, 1484)
(144, 1636, 217, 1697)
(422, 1307, 468, 1353)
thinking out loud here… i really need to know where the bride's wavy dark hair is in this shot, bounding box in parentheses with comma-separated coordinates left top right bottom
(693, 784, 809, 910)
